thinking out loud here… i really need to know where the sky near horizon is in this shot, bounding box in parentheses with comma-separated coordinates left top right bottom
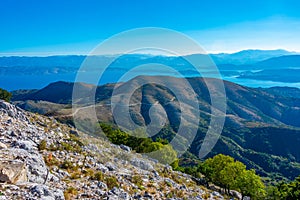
(1, 0, 300, 55)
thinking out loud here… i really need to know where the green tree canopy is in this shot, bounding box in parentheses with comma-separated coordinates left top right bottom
(0, 88, 11, 102)
(201, 154, 234, 185)
(220, 161, 246, 193)
(201, 154, 265, 199)
(236, 169, 266, 199)
(272, 175, 300, 199)
(99, 123, 177, 164)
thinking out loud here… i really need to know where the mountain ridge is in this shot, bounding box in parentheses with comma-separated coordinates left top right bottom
(11, 76, 300, 181)
(0, 49, 296, 67)
(1, 49, 300, 91)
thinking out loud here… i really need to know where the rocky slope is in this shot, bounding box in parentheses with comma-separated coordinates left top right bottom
(0, 100, 227, 199)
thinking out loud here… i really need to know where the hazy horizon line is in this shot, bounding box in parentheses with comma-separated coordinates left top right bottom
(0, 48, 298, 57)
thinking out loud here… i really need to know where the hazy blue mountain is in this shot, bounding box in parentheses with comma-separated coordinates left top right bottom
(1, 50, 299, 91)
(0, 49, 295, 73)
(255, 55, 300, 69)
(232, 55, 300, 83)
(210, 49, 295, 65)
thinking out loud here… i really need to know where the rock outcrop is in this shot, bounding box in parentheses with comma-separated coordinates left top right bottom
(0, 160, 27, 184)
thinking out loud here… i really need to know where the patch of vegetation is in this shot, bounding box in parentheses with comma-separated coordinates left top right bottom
(201, 193, 210, 199)
(115, 152, 132, 161)
(64, 187, 78, 200)
(170, 173, 184, 184)
(44, 154, 60, 167)
(106, 176, 119, 190)
(82, 168, 95, 177)
(70, 171, 82, 179)
(69, 134, 84, 146)
(91, 171, 104, 181)
(267, 176, 300, 199)
(99, 123, 177, 164)
(59, 141, 82, 153)
(60, 160, 79, 171)
(164, 180, 172, 187)
(0, 88, 12, 102)
(38, 140, 47, 151)
(131, 175, 143, 189)
(173, 189, 185, 198)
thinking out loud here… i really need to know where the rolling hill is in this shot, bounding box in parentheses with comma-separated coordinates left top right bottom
(11, 76, 300, 181)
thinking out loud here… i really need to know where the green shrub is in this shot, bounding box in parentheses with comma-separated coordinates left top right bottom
(64, 187, 77, 200)
(132, 175, 143, 188)
(59, 142, 82, 153)
(92, 171, 104, 181)
(82, 168, 95, 177)
(60, 160, 78, 171)
(70, 171, 82, 179)
(44, 155, 60, 167)
(69, 134, 84, 146)
(106, 176, 119, 189)
(100, 123, 177, 163)
(38, 140, 47, 151)
(0, 88, 11, 102)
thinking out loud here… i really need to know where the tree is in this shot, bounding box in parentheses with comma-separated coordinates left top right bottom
(236, 169, 266, 199)
(0, 88, 11, 102)
(220, 161, 246, 194)
(100, 123, 178, 164)
(274, 175, 300, 199)
(201, 154, 234, 188)
(147, 144, 177, 164)
(200, 154, 265, 199)
(142, 141, 164, 153)
(265, 185, 281, 199)
(287, 176, 300, 199)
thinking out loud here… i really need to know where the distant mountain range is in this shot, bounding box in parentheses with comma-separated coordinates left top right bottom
(0, 49, 295, 67)
(211, 49, 295, 65)
(0, 49, 299, 91)
(11, 76, 300, 181)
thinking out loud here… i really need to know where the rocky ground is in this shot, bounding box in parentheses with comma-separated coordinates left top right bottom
(0, 100, 226, 200)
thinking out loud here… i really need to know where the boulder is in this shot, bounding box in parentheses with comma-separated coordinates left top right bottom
(97, 181, 108, 189)
(30, 184, 64, 200)
(2, 148, 49, 183)
(0, 142, 7, 149)
(230, 190, 242, 200)
(106, 162, 117, 171)
(69, 129, 79, 137)
(0, 160, 27, 184)
(120, 144, 131, 152)
(0, 100, 11, 111)
(130, 158, 154, 171)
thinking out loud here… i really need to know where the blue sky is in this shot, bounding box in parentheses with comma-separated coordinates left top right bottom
(1, 0, 300, 55)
